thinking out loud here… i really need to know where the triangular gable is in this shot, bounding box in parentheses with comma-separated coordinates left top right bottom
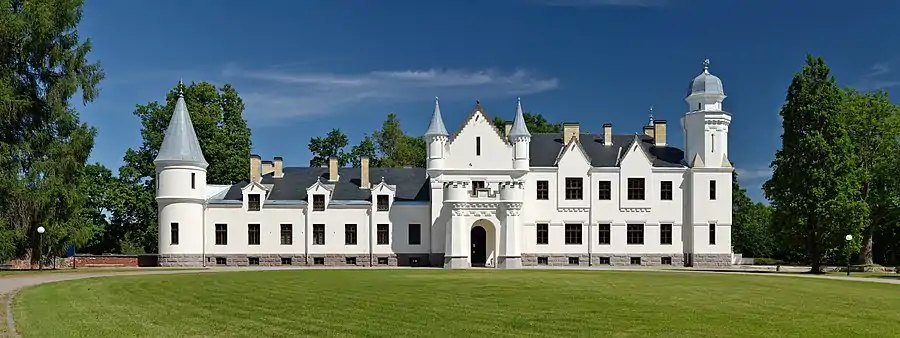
(371, 178, 397, 193)
(691, 153, 705, 168)
(306, 178, 335, 193)
(618, 135, 653, 167)
(447, 101, 508, 146)
(554, 137, 592, 166)
(242, 180, 268, 193)
(721, 154, 733, 168)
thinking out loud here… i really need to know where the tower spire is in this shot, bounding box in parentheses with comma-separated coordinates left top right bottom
(649, 105, 654, 124)
(702, 58, 710, 72)
(424, 96, 449, 137)
(154, 80, 208, 168)
(507, 97, 531, 139)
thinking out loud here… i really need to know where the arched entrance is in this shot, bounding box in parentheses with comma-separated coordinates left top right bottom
(470, 226, 487, 267)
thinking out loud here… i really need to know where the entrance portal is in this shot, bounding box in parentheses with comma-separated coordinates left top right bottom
(470, 226, 487, 267)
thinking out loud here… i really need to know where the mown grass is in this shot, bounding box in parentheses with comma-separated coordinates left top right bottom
(13, 269, 900, 338)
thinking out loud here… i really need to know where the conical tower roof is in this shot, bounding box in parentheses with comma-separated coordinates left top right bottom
(154, 81, 208, 168)
(424, 97, 449, 137)
(507, 97, 531, 139)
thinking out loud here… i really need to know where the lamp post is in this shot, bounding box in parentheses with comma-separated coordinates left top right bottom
(37, 226, 45, 271)
(845, 234, 853, 277)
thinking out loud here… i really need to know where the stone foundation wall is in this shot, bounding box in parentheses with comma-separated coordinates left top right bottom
(522, 253, 687, 267)
(690, 253, 733, 267)
(158, 254, 204, 267)
(193, 253, 440, 267)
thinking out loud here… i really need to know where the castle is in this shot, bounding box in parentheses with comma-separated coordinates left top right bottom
(155, 61, 734, 268)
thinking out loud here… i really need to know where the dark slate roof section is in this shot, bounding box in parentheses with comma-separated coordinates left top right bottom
(529, 133, 686, 167)
(219, 167, 430, 202)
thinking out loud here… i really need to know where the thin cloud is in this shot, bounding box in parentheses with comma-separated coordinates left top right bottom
(855, 62, 900, 91)
(735, 167, 773, 181)
(222, 65, 559, 122)
(536, 0, 670, 7)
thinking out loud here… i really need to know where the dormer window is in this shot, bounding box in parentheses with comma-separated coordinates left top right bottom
(248, 194, 261, 211)
(312, 194, 326, 211)
(376, 195, 389, 211)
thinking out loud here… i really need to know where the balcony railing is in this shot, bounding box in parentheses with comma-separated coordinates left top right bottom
(469, 188, 498, 199)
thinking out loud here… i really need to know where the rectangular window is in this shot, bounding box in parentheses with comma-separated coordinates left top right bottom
(709, 180, 717, 200)
(472, 180, 485, 190)
(627, 178, 645, 200)
(215, 257, 226, 265)
(660, 181, 673, 200)
(536, 223, 549, 245)
(598, 181, 611, 200)
(564, 224, 582, 245)
(568, 257, 580, 265)
(709, 223, 716, 245)
(565, 178, 583, 200)
(248, 257, 259, 265)
(345, 224, 357, 245)
(248, 194, 261, 211)
(661, 257, 672, 265)
(536, 180, 549, 200)
(280, 224, 292, 245)
(313, 194, 325, 211)
(281, 257, 292, 265)
(346, 257, 357, 265)
(537, 257, 549, 265)
(215, 224, 227, 245)
(191, 173, 196, 189)
(376, 195, 389, 211)
(598, 257, 611, 265)
(630, 257, 642, 265)
(598, 224, 610, 245)
(170, 222, 179, 245)
(660, 224, 673, 245)
(313, 257, 325, 265)
(408, 224, 421, 245)
(313, 224, 325, 245)
(377, 224, 389, 245)
(248, 224, 260, 245)
(377, 257, 389, 265)
(626, 224, 644, 245)
(476, 136, 481, 156)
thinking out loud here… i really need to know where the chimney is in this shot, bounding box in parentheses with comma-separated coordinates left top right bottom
(504, 121, 513, 137)
(261, 160, 274, 176)
(360, 156, 370, 189)
(273, 157, 284, 178)
(643, 125, 655, 139)
(563, 123, 580, 144)
(653, 120, 667, 146)
(250, 154, 261, 183)
(603, 123, 613, 146)
(328, 156, 339, 182)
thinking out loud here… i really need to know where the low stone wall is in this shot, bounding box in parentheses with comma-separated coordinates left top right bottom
(522, 253, 687, 267)
(74, 254, 158, 267)
(187, 253, 440, 267)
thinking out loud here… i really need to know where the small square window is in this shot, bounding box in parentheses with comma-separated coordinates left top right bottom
(537, 257, 549, 265)
(313, 257, 325, 265)
(248, 257, 259, 265)
(598, 257, 611, 265)
(630, 257, 642, 265)
(661, 257, 672, 265)
(410, 257, 420, 266)
(568, 257, 580, 265)
(281, 257, 292, 265)
(345, 257, 357, 265)
(215, 257, 226, 265)
(377, 257, 389, 265)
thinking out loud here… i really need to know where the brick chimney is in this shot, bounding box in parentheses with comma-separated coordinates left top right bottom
(603, 123, 613, 146)
(328, 156, 339, 182)
(250, 154, 261, 183)
(504, 121, 513, 137)
(360, 156, 370, 189)
(563, 123, 579, 144)
(643, 125, 655, 139)
(653, 120, 667, 146)
(273, 157, 284, 178)
(261, 160, 274, 176)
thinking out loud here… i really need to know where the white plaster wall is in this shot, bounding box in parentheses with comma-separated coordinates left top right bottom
(156, 166, 206, 201)
(380, 204, 431, 254)
(158, 202, 204, 255)
(204, 206, 305, 254)
(307, 207, 369, 255)
(446, 112, 513, 170)
(690, 170, 733, 254)
(555, 143, 592, 210)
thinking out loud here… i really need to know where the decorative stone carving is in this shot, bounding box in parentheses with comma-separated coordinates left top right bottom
(620, 208, 651, 213)
(558, 207, 589, 213)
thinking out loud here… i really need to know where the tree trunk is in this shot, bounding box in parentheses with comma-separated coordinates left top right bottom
(859, 224, 875, 265)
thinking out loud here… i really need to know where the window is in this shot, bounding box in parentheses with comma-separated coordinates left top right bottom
(215, 257, 226, 265)
(280, 224, 292, 245)
(630, 257, 642, 265)
(660, 181, 673, 200)
(536, 181, 549, 200)
(313, 224, 325, 245)
(536, 223, 549, 245)
(248, 194, 261, 211)
(598, 181, 611, 200)
(598, 224, 610, 245)
(313, 257, 325, 265)
(346, 257, 357, 265)
(568, 257, 580, 265)
(215, 224, 227, 245)
(476, 136, 481, 155)
(248, 257, 259, 265)
(661, 257, 672, 265)
(627, 178, 645, 200)
(410, 257, 420, 266)
(312, 194, 325, 211)
(564, 224, 582, 245)
(709, 180, 717, 200)
(472, 180, 485, 190)
(191, 173, 196, 189)
(408, 224, 421, 245)
(660, 224, 673, 245)
(377, 224, 389, 245)
(248, 224, 260, 245)
(711, 134, 715, 152)
(537, 257, 549, 265)
(709, 223, 716, 245)
(377, 257, 389, 265)
(565, 178, 583, 200)
(170, 222, 179, 245)
(376, 195, 389, 211)
(281, 257, 292, 265)
(598, 257, 611, 265)
(626, 224, 644, 245)
(345, 224, 357, 245)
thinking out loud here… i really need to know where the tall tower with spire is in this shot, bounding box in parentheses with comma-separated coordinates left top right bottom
(507, 97, 531, 171)
(424, 97, 449, 171)
(155, 81, 209, 267)
(681, 59, 731, 168)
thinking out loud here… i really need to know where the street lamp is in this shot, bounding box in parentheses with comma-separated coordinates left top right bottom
(845, 234, 853, 276)
(36, 226, 45, 271)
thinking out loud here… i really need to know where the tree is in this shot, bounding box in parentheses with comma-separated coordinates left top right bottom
(492, 112, 563, 135)
(349, 135, 379, 167)
(763, 55, 867, 273)
(308, 128, 350, 167)
(841, 89, 900, 265)
(0, 0, 104, 263)
(78, 163, 119, 254)
(373, 113, 404, 161)
(732, 170, 775, 258)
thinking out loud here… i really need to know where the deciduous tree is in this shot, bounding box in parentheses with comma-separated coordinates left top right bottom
(492, 112, 563, 135)
(308, 128, 350, 167)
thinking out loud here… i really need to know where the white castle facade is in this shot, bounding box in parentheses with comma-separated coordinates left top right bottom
(155, 61, 734, 268)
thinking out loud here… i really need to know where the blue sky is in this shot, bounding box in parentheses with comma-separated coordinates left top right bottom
(77, 0, 900, 202)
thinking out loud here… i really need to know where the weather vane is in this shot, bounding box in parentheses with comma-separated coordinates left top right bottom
(176, 79, 185, 96)
(702, 58, 710, 70)
(649, 105, 654, 124)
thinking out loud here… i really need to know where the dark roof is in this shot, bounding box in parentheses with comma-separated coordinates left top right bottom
(221, 167, 430, 202)
(529, 133, 686, 167)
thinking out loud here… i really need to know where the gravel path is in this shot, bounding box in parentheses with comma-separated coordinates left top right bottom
(0, 266, 896, 337)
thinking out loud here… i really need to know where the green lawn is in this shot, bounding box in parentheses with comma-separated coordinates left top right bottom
(13, 269, 900, 338)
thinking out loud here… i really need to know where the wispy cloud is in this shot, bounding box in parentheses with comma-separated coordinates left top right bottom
(221, 65, 559, 122)
(855, 62, 900, 91)
(735, 167, 772, 181)
(534, 0, 670, 7)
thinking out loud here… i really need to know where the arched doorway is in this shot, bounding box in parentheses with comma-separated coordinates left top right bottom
(470, 226, 487, 267)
